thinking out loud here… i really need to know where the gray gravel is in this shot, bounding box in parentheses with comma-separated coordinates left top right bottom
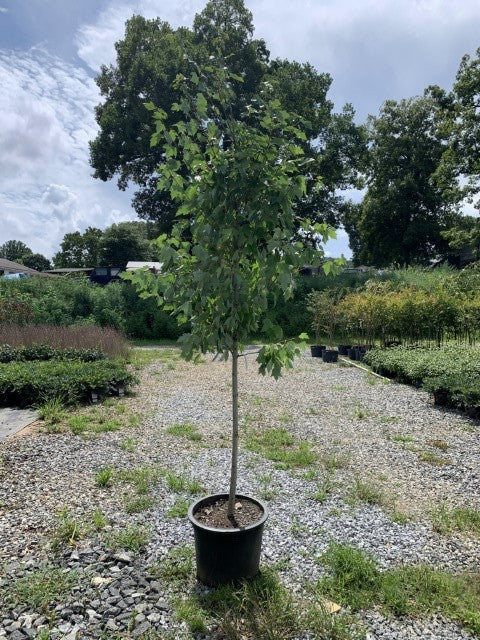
(0, 349, 479, 639)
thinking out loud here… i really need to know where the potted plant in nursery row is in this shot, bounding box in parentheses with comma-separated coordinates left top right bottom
(129, 60, 341, 585)
(307, 290, 340, 362)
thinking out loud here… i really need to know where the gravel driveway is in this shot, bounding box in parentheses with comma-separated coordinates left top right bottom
(0, 350, 478, 640)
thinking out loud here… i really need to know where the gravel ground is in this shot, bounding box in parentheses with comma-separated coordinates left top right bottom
(0, 349, 479, 640)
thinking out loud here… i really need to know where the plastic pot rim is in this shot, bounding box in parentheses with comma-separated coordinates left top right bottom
(188, 493, 268, 534)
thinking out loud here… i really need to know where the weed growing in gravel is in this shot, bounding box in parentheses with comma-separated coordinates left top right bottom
(120, 436, 138, 452)
(317, 542, 480, 635)
(124, 495, 155, 514)
(51, 508, 84, 549)
(173, 566, 360, 640)
(418, 450, 451, 466)
(150, 545, 195, 584)
(320, 451, 349, 471)
(431, 503, 480, 536)
(349, 478, 385, 506)
(352, 406, 374, 420)
(106, 525, 150, 552)
(4, 567, 77, 610)
(379, 415, 399, 423)
(299, 469, 317, 481)
(117, 466, 165, 494)
(167, 422, 202, 441)
(365, 373, 377, 386)
(277, 412, 293, 423)
(256, 473, 278, 501)
(165, 472, 204, 495)
(426, 439, 449, 451)
(245, 428, 316, 470)
(390, 510, 410, 525)
(166, 497, 190, 518)
(91, 510, 108, 530)
(331, 385, 347, 391)
(392, 434, 413, 443)
(95, 466, 114, 488)
(130, 348, 179, 369)
(312, 472, 335, 503)
(38, 396, 66, 426)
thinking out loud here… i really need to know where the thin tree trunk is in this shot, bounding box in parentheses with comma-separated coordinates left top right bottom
(228, 340, 239, 520)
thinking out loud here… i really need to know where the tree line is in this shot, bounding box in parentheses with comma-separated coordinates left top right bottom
(3, 0, 479, 269)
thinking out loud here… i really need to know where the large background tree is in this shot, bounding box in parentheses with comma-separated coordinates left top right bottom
(90, 0, 365, 232)
(344, 97, 456, 266)
(0, 240, 32, 262)
(428, 47, 480, 213)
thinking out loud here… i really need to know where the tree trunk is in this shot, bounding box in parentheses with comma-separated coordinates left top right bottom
(228, 340, 239, 519)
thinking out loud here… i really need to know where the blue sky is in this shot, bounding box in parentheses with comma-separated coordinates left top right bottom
(0, 0, 479, 260)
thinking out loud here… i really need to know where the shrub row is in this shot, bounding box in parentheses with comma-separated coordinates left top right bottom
(0, 344, 106, 363)
(364, 346, 480, 415)
(309, 282, 480, 346)
(0, 360, 137, 407)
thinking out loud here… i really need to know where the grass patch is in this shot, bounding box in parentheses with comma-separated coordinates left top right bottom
(38, 396, 66, 425)
(124, 495, 155, 514)
(311, 472, 335, 503)
(245, 427, 316, 470)
(317, 542, 480, 635)
(151, 545, 195, 584)
(4, 567, 77, 610)
(349, 478, 385, 506)
(117, 466, 165, 494)
(106, 525, 150, 552)
(120, 436, 138, 452)
(172, 566, 359, 640)
(166, 497, 190, 518)
(130, 348, 179, 369)
(166, 422, 202, 441)
(320, 452, 349, 471)
(426, 439, 449, 451)
(95, 466, 114, 488)
(165, 472, 203, 495)
(418, 450, 451, 466)
(51, 509, 84, 550)
(431, 503, 480, 536)
(392, 434, 413, 443)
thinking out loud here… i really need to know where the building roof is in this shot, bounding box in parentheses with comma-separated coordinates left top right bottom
(125, 261, 162, 272)
(0, 258, 50, 277)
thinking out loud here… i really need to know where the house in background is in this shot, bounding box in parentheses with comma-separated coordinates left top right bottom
(125, 261, 162, 274)
(0, 258, 50, 278)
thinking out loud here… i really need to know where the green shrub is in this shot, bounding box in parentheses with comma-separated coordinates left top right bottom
(365, 345, 480, 413)
(0, 360, 136, 407)
(0, 343, 106, 363)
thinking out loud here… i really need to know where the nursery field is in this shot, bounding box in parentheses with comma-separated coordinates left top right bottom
(1, 349, 479, 640)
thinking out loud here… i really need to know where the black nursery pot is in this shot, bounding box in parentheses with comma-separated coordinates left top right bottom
(347, 347, 357, 360)
(338, 344, 351, 356)
(188, 494, 268, 586)
(310, 345, 325, 358)
(322, 349, 339, 363)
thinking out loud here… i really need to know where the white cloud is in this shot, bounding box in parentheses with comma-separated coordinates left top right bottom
(0, 47, 136, 258)
(0, 7, 8, 14)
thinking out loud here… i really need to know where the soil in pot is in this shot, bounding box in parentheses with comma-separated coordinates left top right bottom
(194, 496, 263, 529)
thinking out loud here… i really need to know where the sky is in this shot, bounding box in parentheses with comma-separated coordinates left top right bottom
(0, 0, 479, 261)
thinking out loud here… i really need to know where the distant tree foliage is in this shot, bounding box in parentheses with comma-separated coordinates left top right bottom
(428, 46, 480, 212)
(89, 0, 366, 232)
(0, 240, 32, 262)
(21, 253, 52, 272)
(343, 97, 456, 266)
(53, 227, 103, 268)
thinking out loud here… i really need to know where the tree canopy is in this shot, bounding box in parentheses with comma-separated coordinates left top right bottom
(343, 97, 456, 266)
(0, 240, 32, 263)
(90, 0, 365, 232)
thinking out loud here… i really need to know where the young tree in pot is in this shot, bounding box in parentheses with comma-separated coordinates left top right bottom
(128, 60, 340, 585)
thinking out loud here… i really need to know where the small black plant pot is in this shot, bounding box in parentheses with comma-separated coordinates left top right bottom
(188, 494, 268, 586)
(322, 349, 338, 363)
(310, 345, 325, 358)
(347, 347, 357, 360)
(338, 344, 351, 356)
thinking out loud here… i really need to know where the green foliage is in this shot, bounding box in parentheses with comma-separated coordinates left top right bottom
(151, 545, 195, 584)
(318, 543, 480, 634)
(21, 252, 52, 272)
(344, 96, 454, 266)
(95, 466, 114, 488)
(166, 422, 202, 441)
(365, 345, 480, 412)
(0, 360, 135, 407)
(38, 396, 66, 424)
(431, 503, 480, 536)
(0, 239, 32, 262)
(166, 497, 190, 518)
(0, 343, 105, 363)
(89, 2, 364, 231)
(53, 227, 103, 268)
